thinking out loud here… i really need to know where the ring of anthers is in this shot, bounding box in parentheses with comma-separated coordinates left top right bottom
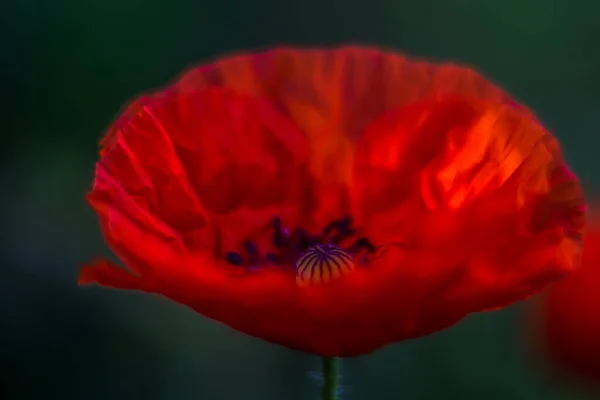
(224, 216, 376, 285)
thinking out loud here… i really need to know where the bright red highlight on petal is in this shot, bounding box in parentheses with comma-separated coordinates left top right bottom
(80, 46, 585, 356)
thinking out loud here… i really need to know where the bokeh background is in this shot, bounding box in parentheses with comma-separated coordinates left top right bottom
(3, 0, 600, 399)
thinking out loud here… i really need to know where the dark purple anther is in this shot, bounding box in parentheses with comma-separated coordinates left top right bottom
(245, 241, 259, 255)
(349, 237, 375, 253)
(244, 241, 261, 266)
(338, 215, 352, 229)
(272, 217, 291, 248)
(295, 228, 309, 248)
(272, 216, 282, 230)
(322, 216, 349, 235)
(323, 216, 355, 243)
(322, 222, 335, 235)
(225, 252, 244, 266)
(224, 214, 372, 271)
(332, 227, 357, 244)
(266, 252, 281, 264)
(295, 228, 321, 251)
(273, 231, 287, 248)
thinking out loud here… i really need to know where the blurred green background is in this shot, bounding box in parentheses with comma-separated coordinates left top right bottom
(3, 0, 600, 399)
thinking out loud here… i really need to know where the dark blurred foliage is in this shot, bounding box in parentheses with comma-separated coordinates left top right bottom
(2, 0, 599, 399)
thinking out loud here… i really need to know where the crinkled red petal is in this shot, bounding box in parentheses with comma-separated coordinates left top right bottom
(82, 46, 586, 356)
(351, 96, 584, 312)
(79, 259, 143, 289)
(176, 46, 513, 226)
(95, 86, 319, 253)
(78, 207, 478, 356)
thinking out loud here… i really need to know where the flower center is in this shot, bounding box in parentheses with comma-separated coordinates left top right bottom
(295, 243, 355, 285)
(224, 216, 376, 284)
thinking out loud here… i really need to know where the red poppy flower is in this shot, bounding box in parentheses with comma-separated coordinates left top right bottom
(538, 219, 600, 384)
(80, 46, 585, 356)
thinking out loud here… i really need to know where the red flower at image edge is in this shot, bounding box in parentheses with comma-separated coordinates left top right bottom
(539, 220, 600, 383)
(80, 46, 585, 356)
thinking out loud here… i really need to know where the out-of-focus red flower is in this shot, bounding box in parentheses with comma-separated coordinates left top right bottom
(80, 46, 585, 356)
(539, 220, 600, 383)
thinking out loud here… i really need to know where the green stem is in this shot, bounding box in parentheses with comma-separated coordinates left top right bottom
(321, 357, 339, 400)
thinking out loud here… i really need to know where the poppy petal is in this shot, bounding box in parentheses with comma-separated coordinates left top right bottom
(81, 195, 575, 356)
(176, 47, 513, 226)
(80, 205, 464, 355)
(351, 96, 584, 308)
(83, 46, 586, 357)
(88, 165, 187, 275)
(79, 259, 144, 290)
(178, 47, 510, 141)
(104, 97, 208, 227)
(97, 86, 315, 253)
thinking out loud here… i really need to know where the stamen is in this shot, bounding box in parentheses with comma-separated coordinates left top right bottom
(223, 215, 375, 279)
(266, 252, 281, 264)
(272, 217, 290, 249)
(322, 215, 357, 244)
(295, 244, 355, 285)
(349, 237, 376, 253)
(337, 215, 352, 231)
(322, 216, 350, 235)
(244, 241, 259, 259)
(295, 228, 321, 251)
(225, 252, 244, 266)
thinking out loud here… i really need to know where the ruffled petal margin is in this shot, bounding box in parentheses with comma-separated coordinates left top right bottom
(82, 46, 586, 357)
(351, 95, 585, 320)
(79, 260, 143, 290)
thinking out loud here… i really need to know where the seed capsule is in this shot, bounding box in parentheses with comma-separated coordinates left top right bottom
(295, 244, 355, 285)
